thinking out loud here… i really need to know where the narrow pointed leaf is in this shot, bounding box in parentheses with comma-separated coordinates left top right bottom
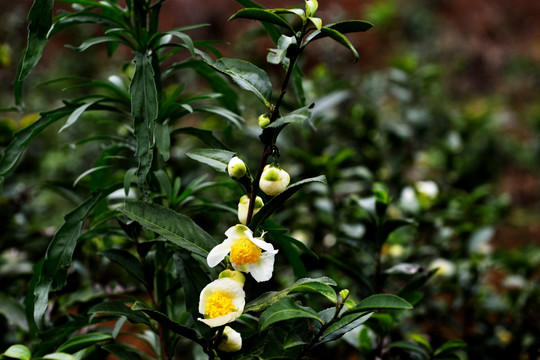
(249, 175, 326, 230)
(130, 51, 158, 122)
(88, 301, 151, 325)
(229, 8, 294, 32)
(320, 312, 372, 343)
(58, 101, 98, 133)
(102, 249, 145, 285)
(259, 299, 322, 332)
(171, 127, 230, 150)
(120, 201, 218, 257)
(319, 27, 359, 62)
(186, 148, 236, 173)
(102, 344, 143, 360)
(434, 340, 467, 356)
(57, 333, 112, 353)
(347, 294, 412, 315)
(14, 0, 54, 107)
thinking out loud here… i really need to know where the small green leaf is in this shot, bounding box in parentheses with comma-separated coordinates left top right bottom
(66, 36, 119, 52)
(120, 201, 218, 258)
(434, 340, 467, 357)
(308, 17, 322, 30)
(349, 294, 413, 314)
(57, 333, 112, 353)
(259, 299, 322, 332)
(171, 127, 230, 150)
(42, 353, 76, 360)
(58, 101, 98, 133)
(186, 148, 236, 173)
(229, 8, 294, 33)
(410, 334, 433, 353)
(88, 301, 150, 325)
(194, 105, 244, 129)
(3, 344, 31, 360)
(155, 122, 170, 162)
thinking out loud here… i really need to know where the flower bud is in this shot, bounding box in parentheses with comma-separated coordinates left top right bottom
(227, 156, 247, 178)
(339, 289, 350, 301)
(305, 0, 318, 17)
(259, 165, 290, 196)
(218, 269, 246, 286)
(237, 195, 264, 225)
(258, 114, 270, 128)
(218, 326, 242, 352)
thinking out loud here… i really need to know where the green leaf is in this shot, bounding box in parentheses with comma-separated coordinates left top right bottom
(14, 0, 54, 107)
(288, 281, 336, 303)
(245, 277, 336, 313)
(194, 105, 244, 129)
(101, 249, 145, 285)
(208, 58, 272, 108)
(410, 334, 433, 353)
(434, 340, 467, 357)
(0, 289, 29, 332)
(58, 100, 98, 133)
(66, 36, 120, 52)
(320, 312, 372, 344)
(319, 27, 359, 62)
(120, 201, 218, 258)
(258, 299, 322, 332)
(3, 345, 31, 360)
(389, 341, 430, 359)
(101, 344, 143, 360)
(171, 127, 230, 150)
(0, 109, 71, 189)
(185, 148, 236, 173)
(308, 17, 322, 30)
(229, 8, 294, 32)
(130, 50, 158, 122)
(307, 20, 373, 43)
(33, 189, 113, 327)
(134, 118, 153, 199)
(42, 353, 76, 360)
(131, 301, 201, 344)
(265, 106, 311, 129)
(88, 301, 150, 325)
(348, 294, 412, 314)
(249, 175, 326, 230)
(155, 122, 170, 162)
(57, 333, 112, 353)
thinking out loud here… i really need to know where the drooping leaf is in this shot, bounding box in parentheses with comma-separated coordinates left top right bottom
(131, 301, 202, 344)
(171, 127, 230, 150)
(14, 0, 54, 107)
(258, 298, 322, 332)
(207, 58, 273, 108)
(249, 175, 327, 230)
(58, 100, 99, 133)
(347, 294, 412, 315)
(194, 105, 244, 129)
(434, 340, 467, 357)
(101, 249, 146, 285)
(186, 148, 236, 173)
(120, 201, 218, 258)
(155, 122, 170, 162)
(88, 301, 150, 325)
(66, 36, 121, 52)
(320, 312, 372, 344)
(318, 27, 359, 62)
(244, 277, 336, 313)
(33, 189, 114, 327)
(57, 333, 112, 353)
(229, 8, 294, 33)
(288, 281, 337, 303)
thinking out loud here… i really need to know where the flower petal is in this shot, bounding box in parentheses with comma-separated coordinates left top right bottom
(225, 224, 252, 240)
(207, 239, 234, 267)
(247, 252, 276, 282)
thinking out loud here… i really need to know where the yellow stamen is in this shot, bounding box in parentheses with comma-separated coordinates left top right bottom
(230, 237, 262, 266)
(205, 291, 236, 319)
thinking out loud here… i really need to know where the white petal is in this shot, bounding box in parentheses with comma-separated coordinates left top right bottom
(250, 237, 278, 254)
(225, 224, 252, 240)
(207, 239, 234, 267)
(247, 252, 276, 282)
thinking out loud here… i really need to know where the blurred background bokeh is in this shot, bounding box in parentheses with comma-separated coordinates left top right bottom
(1, 0, 539, 359)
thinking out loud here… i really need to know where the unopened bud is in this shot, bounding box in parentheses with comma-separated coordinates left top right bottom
(259, 165, 290, 196)
(339, 289, 350, 301)
(219, 269, 246, 286)
(227, 156, 247, 178)
(258, 114, 271, 128)
(237, 195, 264, 225)
(218, 326, 242, 352)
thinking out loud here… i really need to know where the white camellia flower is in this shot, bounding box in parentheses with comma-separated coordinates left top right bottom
(237, 195, 264, 225)
(218, 326, 243, 352)
(429, 258, 456, 277)
(227, 156, 247, 178)
(259, 164, 290, 196)
(198, 271, 245, 328)
(207, 224, 278, 282)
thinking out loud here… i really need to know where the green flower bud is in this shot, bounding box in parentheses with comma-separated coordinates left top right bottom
(227, 156, 247, 178)
(305, 0, 318, 17)
(238, 195, 264, 225)
(219, 269, 246, 286)
(339, 289, 350, 301)
(259, 165, 290, 196)
(258, 113, 271, 128)
(218, 326, 242, 352)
